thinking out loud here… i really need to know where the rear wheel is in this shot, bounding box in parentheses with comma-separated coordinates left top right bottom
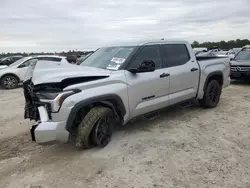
(0, 75, 19, 89)
(75, 106, 114, 149)
(199, 80, 222, 108)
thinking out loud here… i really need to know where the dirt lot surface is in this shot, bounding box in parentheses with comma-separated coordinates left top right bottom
(0, 82, 250, 188)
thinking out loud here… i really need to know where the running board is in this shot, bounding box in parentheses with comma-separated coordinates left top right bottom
(143, 111, 160, 121)
(179, 100, 193, 108)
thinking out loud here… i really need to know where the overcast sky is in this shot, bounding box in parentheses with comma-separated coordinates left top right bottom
(0, 0, 249, 52)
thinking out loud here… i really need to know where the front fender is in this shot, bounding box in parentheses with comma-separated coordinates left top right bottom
(65, 94, 126, 132)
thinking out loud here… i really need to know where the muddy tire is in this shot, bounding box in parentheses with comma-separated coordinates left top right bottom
(0, 75, 19, 89)
(75, 106, 114, 149)
(199, 80, 222, 108)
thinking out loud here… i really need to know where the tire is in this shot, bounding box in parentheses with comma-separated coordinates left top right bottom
(75, 106, 114, 149)
(0, 75, 19, 89)
(199, 80, 222, 108)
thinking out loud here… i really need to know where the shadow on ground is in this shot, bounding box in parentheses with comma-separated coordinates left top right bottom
(231, 79, 250, 85)
(0, 84, 23, 90)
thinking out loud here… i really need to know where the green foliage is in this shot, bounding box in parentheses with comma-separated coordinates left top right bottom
(0, 50, 94, 59)
(191, 39, 250, 50)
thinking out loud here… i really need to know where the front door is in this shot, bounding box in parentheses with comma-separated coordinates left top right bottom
(125, 45, 170, 118)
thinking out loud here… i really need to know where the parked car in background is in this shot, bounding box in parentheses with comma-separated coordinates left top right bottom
(193, 48, 207, 56)
(76, 53, 92, 65)
(230, 46, 250, 80)
(0, 55, 23, 66)
(23, 39, 230, 148)
(66, 55, 78, 64)
(0, 55, 70, 89)
(225, 51, 236, 59)
(0, 64, 8, 70)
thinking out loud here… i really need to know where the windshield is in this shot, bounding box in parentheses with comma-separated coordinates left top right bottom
(235, 49, 250, 61)
(8, 57, 30, 67)
(80, 46, 135, 70)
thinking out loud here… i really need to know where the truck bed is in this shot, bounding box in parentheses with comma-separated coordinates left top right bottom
(196, 56, 229, 61)
(196, 56, 230, 99)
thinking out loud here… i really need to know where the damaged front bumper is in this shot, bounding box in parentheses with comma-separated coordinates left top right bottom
(30, 106, 69, 144)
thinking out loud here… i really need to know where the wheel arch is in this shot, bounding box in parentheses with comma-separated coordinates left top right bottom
(203, 71, 223, 91)
(66, 94, 126, 132)
(0, 73, 20, 83)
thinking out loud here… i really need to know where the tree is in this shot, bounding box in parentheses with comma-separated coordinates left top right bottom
(192, 41, 200, 48)
(191, 39, 250, 50)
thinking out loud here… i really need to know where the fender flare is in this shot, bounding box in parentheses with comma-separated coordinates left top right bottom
(203, 71, 223, 91)
(66, 94, 126, 132)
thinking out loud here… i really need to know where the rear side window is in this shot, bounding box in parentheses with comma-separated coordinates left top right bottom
(37, 57, 62, 62)
(163, 44, 190, 67)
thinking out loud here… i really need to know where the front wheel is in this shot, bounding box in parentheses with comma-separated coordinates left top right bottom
(75, 106, 114, 149)
(0, 75, 19, 89)
(199, 80, 222, 108)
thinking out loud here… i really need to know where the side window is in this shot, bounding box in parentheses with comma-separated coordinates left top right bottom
(20, 58, 38, 68)
(128, 45, 162, 69)
(163, 44, 190, 67)
(37, 57, 62, 62)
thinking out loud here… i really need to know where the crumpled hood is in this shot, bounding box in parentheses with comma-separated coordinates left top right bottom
(31, 60, 112, 85)
(231, 60, 250, 66)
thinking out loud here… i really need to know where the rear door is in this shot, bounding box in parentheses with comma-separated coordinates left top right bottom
(162, 43, 199, 105)
(125, 45, 170, 118)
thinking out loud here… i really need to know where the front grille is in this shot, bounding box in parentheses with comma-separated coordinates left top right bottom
(231, 66, 250, 72)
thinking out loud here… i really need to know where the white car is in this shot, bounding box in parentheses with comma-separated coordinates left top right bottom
(0, 65, 8, 70)
(0, 55, 70, 89)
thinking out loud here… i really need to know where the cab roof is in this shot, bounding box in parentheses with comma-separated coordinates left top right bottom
(106, 39, 189, 47)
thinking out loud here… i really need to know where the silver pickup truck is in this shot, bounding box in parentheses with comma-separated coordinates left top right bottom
(23, 40, 230, 149)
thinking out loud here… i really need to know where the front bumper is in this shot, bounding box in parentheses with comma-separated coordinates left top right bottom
(231, 71, 250, 78)
(31, 106, 69, 144)
(230, 68, 250, 78)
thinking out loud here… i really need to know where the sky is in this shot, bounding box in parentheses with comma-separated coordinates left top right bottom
(0, 0, 250, 53)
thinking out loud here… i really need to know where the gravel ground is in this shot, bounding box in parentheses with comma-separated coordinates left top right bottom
(0, 82, 250, 188)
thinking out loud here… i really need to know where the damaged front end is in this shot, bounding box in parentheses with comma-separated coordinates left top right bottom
(23, 79, 52, 121)
(22, 59, 112, 144)
(23, 78, 83, 143)
(23, 75, 109, 122)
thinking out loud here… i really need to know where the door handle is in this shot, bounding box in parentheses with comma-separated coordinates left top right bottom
(191, 67, 198, 72)
(160, 73, 170, 78)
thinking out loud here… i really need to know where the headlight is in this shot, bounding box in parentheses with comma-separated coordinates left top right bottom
(36, 89, 81, 112)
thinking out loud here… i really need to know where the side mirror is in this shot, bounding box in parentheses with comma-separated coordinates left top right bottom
(129, 60, 156, 73)
(230, 58, 234, 61)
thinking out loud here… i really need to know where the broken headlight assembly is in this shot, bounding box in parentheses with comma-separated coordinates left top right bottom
(36, 89, 81, 112)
